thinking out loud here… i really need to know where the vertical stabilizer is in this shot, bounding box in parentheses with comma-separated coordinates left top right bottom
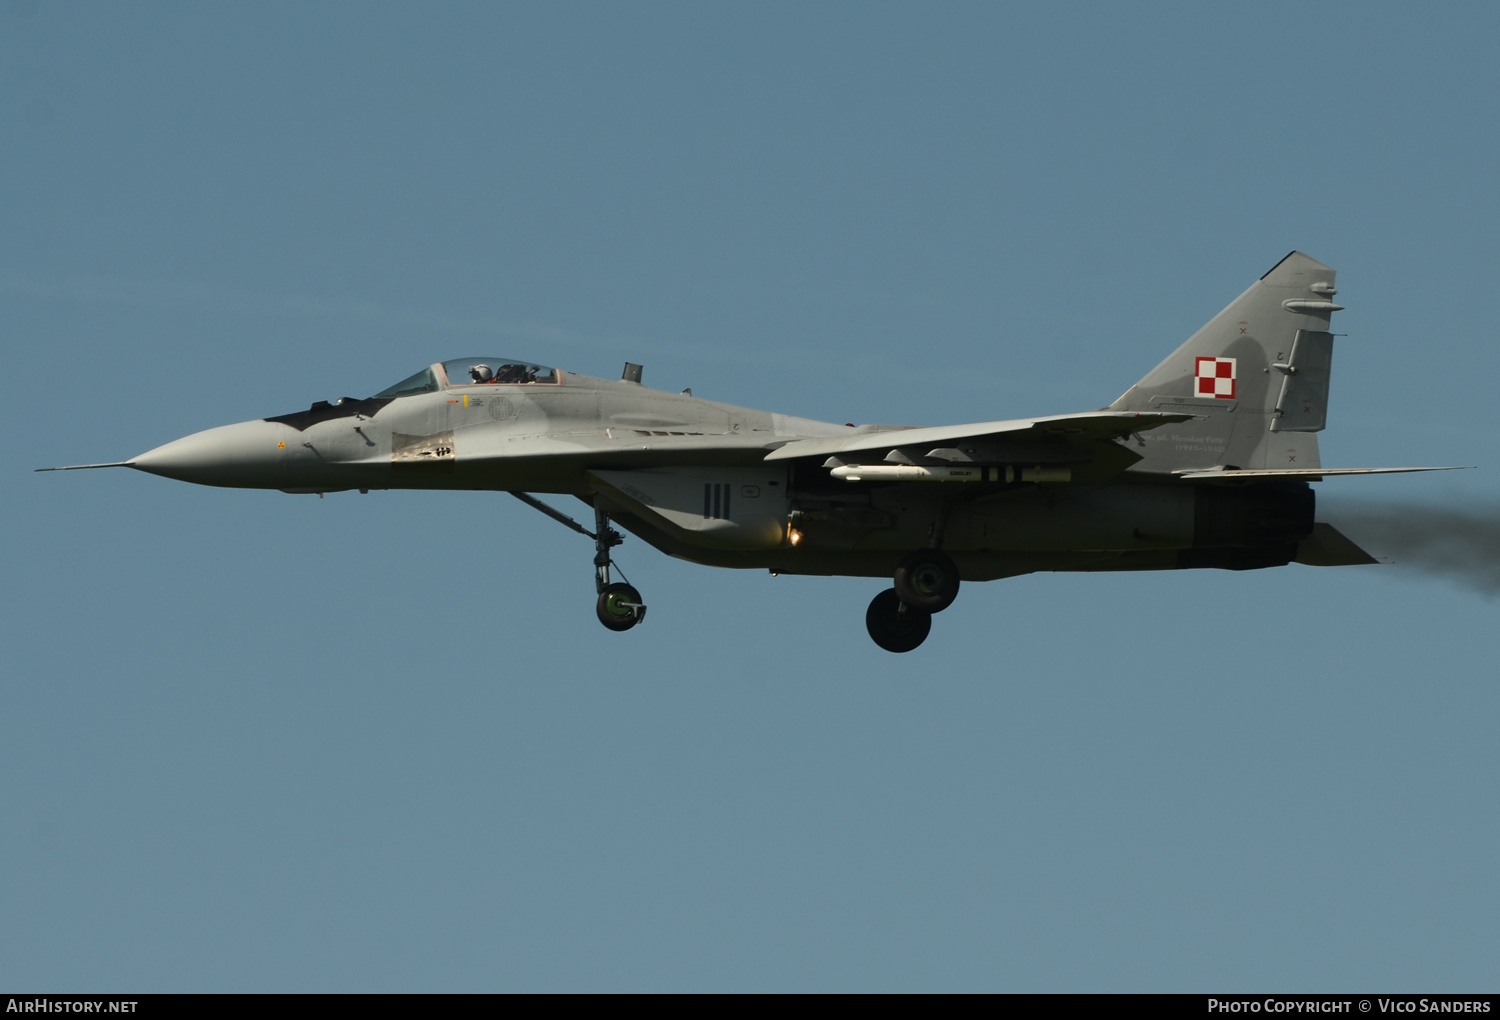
(1110, 251, 1343, 473)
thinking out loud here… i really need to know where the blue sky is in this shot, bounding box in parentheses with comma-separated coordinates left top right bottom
(3, 2, 1498, 991)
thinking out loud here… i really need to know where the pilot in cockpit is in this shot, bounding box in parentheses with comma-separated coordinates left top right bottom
(468, 364, 495, 384)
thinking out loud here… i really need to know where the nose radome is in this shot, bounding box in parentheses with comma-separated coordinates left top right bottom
(131, 420, 297, 487)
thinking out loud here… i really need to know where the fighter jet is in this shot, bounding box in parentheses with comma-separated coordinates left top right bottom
(41, 252, 1461, 651)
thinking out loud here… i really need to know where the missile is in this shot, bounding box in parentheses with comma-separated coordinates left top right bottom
(828, 464, 1071, 483)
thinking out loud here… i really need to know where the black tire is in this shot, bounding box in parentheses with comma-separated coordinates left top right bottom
(893, 549, 961, 613)
(865, 588, 932, 653)
(596, 582, 644, 631)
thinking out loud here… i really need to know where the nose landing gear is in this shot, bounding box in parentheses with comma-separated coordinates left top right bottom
(510, 492, 647, 633)
(592, 505, 646, 631)
(590, 505, 646, 631)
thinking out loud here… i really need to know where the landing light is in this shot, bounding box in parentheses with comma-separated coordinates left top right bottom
(788, 527, 803, 547)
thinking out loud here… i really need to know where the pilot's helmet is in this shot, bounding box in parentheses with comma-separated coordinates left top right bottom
(469, 364, 494, 383)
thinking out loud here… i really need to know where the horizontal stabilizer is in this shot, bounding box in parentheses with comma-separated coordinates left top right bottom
(1174, 466, 1469, 479)
(1296, 523, 1379, 566)
(764, 411, 1193, 463)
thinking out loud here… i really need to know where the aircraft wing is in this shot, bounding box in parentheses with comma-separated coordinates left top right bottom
(762, 411, 1195, 462)
(1174, 466, 1470, 479)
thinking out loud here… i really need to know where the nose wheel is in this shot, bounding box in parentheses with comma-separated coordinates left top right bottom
(597, 582, 646, 631)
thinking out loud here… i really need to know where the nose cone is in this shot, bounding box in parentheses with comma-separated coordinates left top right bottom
(132, 420, 298, 488)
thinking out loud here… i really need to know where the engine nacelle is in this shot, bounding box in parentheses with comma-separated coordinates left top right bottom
(788, 479, 1315, 562)
(1193, 482, 1315, 549)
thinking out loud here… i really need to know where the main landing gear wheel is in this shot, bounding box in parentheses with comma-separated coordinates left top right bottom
(893, 549, 961, 613)
(865, 588, 932, 653)
(596, 582, 645, 632)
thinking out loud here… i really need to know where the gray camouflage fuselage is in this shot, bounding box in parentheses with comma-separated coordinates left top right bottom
(50, 252, 1458, 649)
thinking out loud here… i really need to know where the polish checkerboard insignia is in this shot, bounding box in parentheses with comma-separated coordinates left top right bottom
(1195, 356, 1237, 399)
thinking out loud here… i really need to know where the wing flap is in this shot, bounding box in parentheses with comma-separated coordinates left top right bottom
(763, 411, 1193, 463)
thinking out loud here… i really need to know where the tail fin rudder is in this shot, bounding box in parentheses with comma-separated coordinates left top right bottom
(1111, 251, 1342, 473)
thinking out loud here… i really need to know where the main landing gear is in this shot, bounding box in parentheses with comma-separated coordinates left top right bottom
(511, 493, 647, 633)
(865, 589, 931, 653)
(865, 549, 961, 653)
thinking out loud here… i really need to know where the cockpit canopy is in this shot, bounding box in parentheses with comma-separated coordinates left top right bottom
(372, 357, 561, 399)
(441, 357, 559, 386)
